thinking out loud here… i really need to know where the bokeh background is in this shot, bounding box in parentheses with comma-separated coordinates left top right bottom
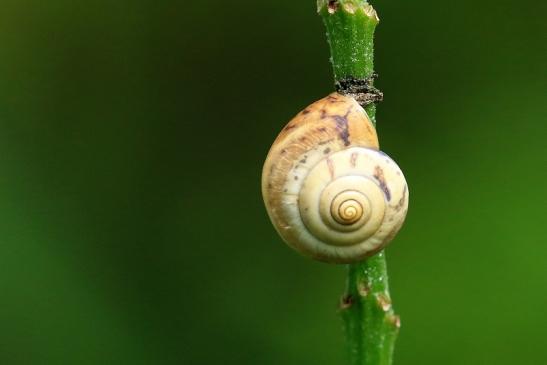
(0, 0, 545, 364)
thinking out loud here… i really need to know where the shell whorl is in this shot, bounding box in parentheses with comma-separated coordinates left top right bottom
(262, 93, 408, 263)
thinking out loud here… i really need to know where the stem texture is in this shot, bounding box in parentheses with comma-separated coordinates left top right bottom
(318, 1, 400, 364)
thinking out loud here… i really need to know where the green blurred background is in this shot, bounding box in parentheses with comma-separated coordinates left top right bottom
(0, 1, 545, 364)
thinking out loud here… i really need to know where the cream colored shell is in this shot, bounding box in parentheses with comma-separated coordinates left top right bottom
(262, 93, 408, 263)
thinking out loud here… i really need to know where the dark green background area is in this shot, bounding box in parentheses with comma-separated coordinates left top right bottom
(0, 1, 545, 364)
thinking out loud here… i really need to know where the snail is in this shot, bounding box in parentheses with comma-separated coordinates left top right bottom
(261, 93, 408, 263)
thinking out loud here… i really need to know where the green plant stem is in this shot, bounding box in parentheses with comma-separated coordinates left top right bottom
(318, 1, 400, 364)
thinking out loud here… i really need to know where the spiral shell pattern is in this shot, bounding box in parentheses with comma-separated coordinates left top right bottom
(262, 93, 408, 263)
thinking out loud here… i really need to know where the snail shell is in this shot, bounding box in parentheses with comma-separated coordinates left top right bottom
(262, 93, 408, 263)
